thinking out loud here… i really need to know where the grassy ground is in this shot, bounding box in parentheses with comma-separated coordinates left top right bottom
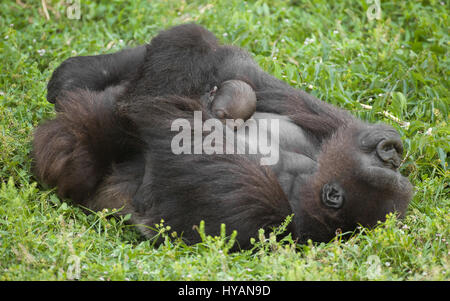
(0, 0, 448, 281)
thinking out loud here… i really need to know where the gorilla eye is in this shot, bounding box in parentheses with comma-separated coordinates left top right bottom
(321, 182, 345, 209)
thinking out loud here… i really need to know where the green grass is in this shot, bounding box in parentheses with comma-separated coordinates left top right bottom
(0, 0, 448, 281)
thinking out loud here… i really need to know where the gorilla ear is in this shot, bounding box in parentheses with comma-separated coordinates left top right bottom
(321, 182, 345, 209)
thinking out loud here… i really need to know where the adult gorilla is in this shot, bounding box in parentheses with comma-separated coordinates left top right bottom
(33, 24, 413, 249)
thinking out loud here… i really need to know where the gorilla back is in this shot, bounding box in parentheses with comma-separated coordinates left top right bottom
(33, 24, 413, 250)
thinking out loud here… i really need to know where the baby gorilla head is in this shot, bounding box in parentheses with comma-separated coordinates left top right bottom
(203, 80, 257, 129)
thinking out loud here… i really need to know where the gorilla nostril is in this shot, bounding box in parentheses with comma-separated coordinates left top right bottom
(376, 139, 403, 169)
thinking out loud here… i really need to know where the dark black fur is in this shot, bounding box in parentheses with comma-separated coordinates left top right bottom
(34, 24, 413, 249)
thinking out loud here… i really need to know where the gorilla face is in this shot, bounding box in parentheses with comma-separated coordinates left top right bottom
(292, 123, 412, 243)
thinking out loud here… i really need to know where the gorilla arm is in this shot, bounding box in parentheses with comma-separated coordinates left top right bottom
(47, 45, 147, 107)
(46, 24, 351, 143)
(136, 24, 354, 141)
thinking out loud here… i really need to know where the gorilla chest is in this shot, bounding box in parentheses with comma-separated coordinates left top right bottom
(237, 112, 318, 199)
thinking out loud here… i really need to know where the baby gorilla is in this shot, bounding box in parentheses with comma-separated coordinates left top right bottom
(202, 80, 257, 129)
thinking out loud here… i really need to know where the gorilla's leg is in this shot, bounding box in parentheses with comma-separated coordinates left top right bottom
(33, 89, 142, 204)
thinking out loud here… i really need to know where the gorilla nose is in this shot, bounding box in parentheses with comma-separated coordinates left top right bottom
(376, 138, 403, 169)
